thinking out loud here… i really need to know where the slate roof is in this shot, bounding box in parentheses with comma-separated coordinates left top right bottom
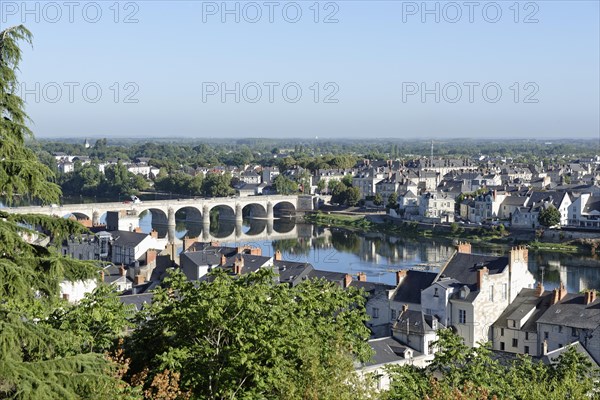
(308, 269, 348, 286)
(527, 190, 564, 206)
(187, 243, 237, 255)
(274, 259, 314, 286)
(363, 336, 418, 367)
(536, 293, 600, 330)
(223, 254, 273, 274)
(493, 288, 554, 332)
(103, 264, 134, 284)
(111, 230, 149, 248)
(119, 293, 153, 311)
(393, 271, 438, 304)
(583, 196, 600, 214)
(501, 196, 529, 206)
(180, 250, 222, 267)
(197, 254, 274, 282)
(350, 281, 395, 293)
(439, 252, 508, 291)
(393, 309, 443, 335)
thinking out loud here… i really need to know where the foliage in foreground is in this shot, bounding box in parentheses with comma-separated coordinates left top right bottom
(384, 329, 600, 400)
(124, 269, 375, 400)
(0, 24, 136, 399)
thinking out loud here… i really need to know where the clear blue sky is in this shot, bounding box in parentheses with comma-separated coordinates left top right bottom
(1, 0, 598, 139)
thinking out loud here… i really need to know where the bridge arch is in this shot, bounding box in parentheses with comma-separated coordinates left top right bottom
(174, 206, 203, 223)
(208, 204, 236, 220)
(207, 205, 236, 238)
(273, 201, 296, 218)
(242, 203, 268, 219)
(64, 211, 91, 221)
(140, 208, 169, 225)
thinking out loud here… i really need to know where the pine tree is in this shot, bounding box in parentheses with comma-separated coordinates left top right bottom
(0, 25, 128, 399)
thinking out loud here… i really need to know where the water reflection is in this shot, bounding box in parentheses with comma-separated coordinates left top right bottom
(138, 213, 600, 292)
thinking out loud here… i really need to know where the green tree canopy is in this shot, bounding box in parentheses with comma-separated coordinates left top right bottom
(538, 205, 561, 228)
(384, 329, 599, 400)
(387, 192, 398, 209)
(201, 172, 234, 197)
(345, 186, 361, 206)
(0, 25, 130, 399)
(373, 193, 383, 206)
(273, 174, 298, 195)
(125, 269, 374, 399)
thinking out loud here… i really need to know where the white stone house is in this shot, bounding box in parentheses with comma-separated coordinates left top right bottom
(356, 336, 432, 392)
(491, 285, 551, 355)
(536, 289, 600, 363)
(352, 169, 386, 199)
(59, 278, 98, 303)
(568, 193, 600, 228)
(350, 274, 396, 338)
(430, 243, 535, 347)
(469, 190, 507, 223)
(419, 192, 455, 221)
(392, 306, 443, 356)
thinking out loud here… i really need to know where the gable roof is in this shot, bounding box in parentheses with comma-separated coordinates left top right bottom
(119, 293, 153, 312)
(393, 271, 438, 304)
(363, 336, 417, 367)
(111, 230, 149, 248)
(393, 309, 444, 335)
(439, 252, 508, 291)
(349, 281, 395, 294)
(308, 269, 347, 286)
(536, 293, 600, 330)
(274, 259, 314, 286)
(493, 288, 554, 332)
(181, 251, 222, 267)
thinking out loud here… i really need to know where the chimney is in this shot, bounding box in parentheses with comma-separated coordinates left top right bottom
(551, 288, 560, 305)
(396, 270, 408, 286)
(274, 250, 282, 261)
(150, 229, 158, 239)
(357, 272, 367, 282)
(477, 267, 488, 290)
(119, 265, 126, 276)
(535, 282, 544, 297)
(183, 236, 197, 252)
(590, 290, 597, 304)
(509, 246, 529, 270)
(99, 270, 105, 282)
(558, 282, 567, 302)
(343, 274, 352, 288)
(542, 339, 548, 355)
(134, 274, 145, 285)
(402, 304, 409, 313)
(146, 249, 157, 266)
(457, 241, 472, 254)
(169, 242, 177, 264)
(220, 254, 227, 266)
(233, 255, 244, 275)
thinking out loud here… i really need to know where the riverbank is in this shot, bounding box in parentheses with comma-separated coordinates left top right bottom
(304, 211, 595, 255)
(304, 212, 508, 244)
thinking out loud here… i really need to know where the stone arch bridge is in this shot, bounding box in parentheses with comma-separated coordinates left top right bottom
(5, 195, 313, 229)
